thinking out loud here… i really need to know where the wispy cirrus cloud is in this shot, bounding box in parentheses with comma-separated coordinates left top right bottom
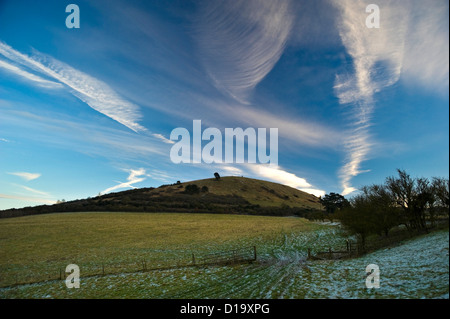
(194, 0, 294, 103)
(152, 133, 175, 145)
(2, 177, 54, 205)
(401, 0, 449, 94)
(0, 41, 145, 133)
(0, 107, 167, 163)
(0, 193, 56, 205)
(331, 0, 443, 195)
(7, 171, 41, 181)
(333, 0, 448, 195)
(15, 184, 51, 197)
(100, 168, 147, 195)
(0, 59, 62, 89)
(226, 103, 341, 148)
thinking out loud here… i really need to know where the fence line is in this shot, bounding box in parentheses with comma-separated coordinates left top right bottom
(306, 222, 448, 261)
(307, 239, 359, 260)
(0, 246, 257, 288)
(194, 246, 257, 266)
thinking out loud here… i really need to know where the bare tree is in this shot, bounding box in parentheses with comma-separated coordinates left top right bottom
(432, 177, 449, 210)
(386, 169, 433, 231)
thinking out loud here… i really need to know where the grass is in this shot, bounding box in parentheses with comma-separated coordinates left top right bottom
(1, 212, 447, 299)
(0, 211, 323, 287)
(160, 176, 322, 209)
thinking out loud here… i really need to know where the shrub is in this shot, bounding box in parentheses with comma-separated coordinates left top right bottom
(184, 184, 200, 195)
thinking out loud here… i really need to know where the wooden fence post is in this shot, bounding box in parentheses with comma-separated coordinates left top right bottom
(253, 246, 257, 261)
(192, 253, 196, 265)
(307, 248, 311, 259)
(102, 264, 105, 276)
(59, 268, 62, 280)
(328, 247, 332, 259)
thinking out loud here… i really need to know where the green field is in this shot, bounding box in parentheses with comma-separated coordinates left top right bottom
(0, 212, 330, 287)
(0, 212, 448, 299)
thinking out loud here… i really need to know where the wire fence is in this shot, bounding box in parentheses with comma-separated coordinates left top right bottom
(0, 246, 258, 288)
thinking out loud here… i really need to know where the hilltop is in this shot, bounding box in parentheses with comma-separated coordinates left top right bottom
(155, 176, 321, 209)
(0, 176, 323, 218)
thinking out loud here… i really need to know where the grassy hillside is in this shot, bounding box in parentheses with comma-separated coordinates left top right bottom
(154, 176, 321, 209)
(0, 176, 323, 218)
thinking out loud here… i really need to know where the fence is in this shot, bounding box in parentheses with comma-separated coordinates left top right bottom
(0, 246, 257, 288)
(307, 239, 359, 260)
(194, 246, 257, 266)
(306, 221, 448, 261)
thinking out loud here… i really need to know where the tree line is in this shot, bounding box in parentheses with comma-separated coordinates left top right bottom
(321, 169, 449, 250)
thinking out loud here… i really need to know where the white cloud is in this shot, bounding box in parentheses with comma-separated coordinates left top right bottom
(298, 188, 326, 198)
(0, 41, 145, 133)
(0, 194, 56, 205)
(152, 133, 175, 144)
(333, 0, 448, 195)
(220, 165, 244, 176)
(0, 59, 62, 89)
(228, 104, 341, 148)
(332, 0, 412, 195)
(194, 0, 294, 103)
(19, 185, 51, 197)
(7, 172, 41, 181)
(100, 168, 147, 195)
(401, 0, 449, 94)
(145, 169, 172, 183)
(246, 164, 325, 197)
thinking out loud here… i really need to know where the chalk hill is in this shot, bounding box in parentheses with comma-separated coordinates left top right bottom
(0, 176, 323, 218)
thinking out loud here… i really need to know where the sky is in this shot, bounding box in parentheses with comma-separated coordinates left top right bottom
(0, 0, 448, 209)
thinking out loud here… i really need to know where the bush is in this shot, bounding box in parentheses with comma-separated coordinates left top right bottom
(184, 184, 200, 195)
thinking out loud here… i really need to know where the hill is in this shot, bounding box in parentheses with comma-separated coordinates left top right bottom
(154, 176, 321, 208)
(0, 176, 323, 218)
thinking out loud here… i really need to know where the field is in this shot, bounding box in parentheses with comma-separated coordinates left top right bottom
(0, 212, 448, 299)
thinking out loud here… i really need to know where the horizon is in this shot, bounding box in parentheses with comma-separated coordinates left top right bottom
(1, 174, 322, 211)
(1, 0, 449, 210)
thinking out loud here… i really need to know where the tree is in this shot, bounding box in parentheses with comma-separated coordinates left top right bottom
(319, 192, 350, 215)
(214, 172, 221, 180)
(337, 195, 376, 251)
(337, 169, 448, 250)
(360, 184, 400, 236)
(428, 177, 449, 225)
(432, 177, 449, 210)
(385, 169, 434, 231)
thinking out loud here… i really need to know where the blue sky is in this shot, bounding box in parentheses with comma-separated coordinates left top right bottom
(0, 0, 448, 209)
